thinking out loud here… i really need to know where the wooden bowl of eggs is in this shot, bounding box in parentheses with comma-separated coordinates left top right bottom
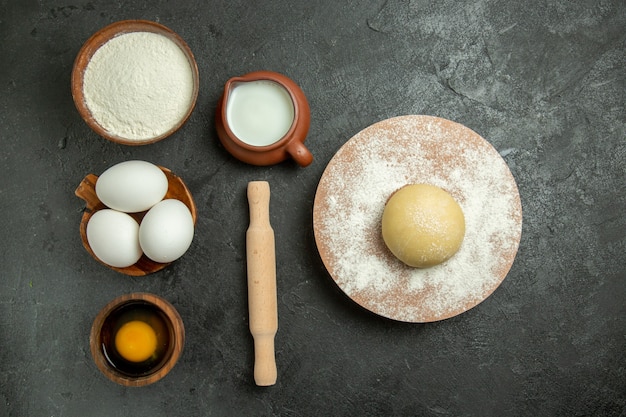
(71, 20, 199, 145)
(75, 160, 197, 276)
(90, 293, 185, 387)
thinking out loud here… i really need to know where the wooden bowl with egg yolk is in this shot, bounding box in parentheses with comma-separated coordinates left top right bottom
(75, 166, 197, 276)
(90, 292, 185, 387)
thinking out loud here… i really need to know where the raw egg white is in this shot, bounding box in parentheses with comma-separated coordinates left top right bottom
(95, 160, 168, 213)
(139, 199, 194, 263)
(86, 209, 143, 268)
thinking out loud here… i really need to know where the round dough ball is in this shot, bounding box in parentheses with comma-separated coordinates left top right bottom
(382, 184, 465, 268)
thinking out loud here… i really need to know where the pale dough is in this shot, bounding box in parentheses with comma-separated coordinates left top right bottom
(382, 184, 465, 268)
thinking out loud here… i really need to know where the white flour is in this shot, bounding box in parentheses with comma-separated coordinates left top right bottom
(83, 31, 194, 141)
(314, 116, 523, 322)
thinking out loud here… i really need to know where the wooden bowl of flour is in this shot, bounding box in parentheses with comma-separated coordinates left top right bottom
(71, 20, 199, 146)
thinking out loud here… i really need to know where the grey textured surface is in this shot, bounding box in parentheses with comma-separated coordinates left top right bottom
(1, 0, 625, 416)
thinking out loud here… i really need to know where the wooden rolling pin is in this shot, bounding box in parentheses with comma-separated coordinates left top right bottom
(246, 181, 278, 386)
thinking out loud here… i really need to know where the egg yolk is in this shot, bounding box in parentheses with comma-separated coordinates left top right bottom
(115, 320, 157, 363)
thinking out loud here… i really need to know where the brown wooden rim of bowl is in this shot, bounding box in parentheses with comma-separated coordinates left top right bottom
(70, 19, 200, 146)
(74, 165, 197, 276)
(89, 292, 185, 387)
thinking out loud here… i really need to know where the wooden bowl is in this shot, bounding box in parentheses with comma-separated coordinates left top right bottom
(75, 166, 197, 276)
(90, 293, 185, 387)
(71, 20, 199, 145)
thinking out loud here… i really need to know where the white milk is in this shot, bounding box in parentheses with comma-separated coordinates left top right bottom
(226, 80, 295, 146)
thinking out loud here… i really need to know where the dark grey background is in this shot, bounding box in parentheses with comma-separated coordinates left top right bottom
(1, 0, 624, 416)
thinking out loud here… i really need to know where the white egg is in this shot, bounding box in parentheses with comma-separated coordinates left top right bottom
(95, 160, 168, 213)
(139, 199, 194, 263)
(86, 209, 143, 268)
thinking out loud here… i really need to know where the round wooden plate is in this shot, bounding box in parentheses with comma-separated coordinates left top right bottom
(313, 115, 522, 322)
(75, 166, 197, 276)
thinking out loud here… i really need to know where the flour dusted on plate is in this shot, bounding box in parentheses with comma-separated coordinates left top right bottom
(313, 115, 523, 322)
(83, 32, 194, 141)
